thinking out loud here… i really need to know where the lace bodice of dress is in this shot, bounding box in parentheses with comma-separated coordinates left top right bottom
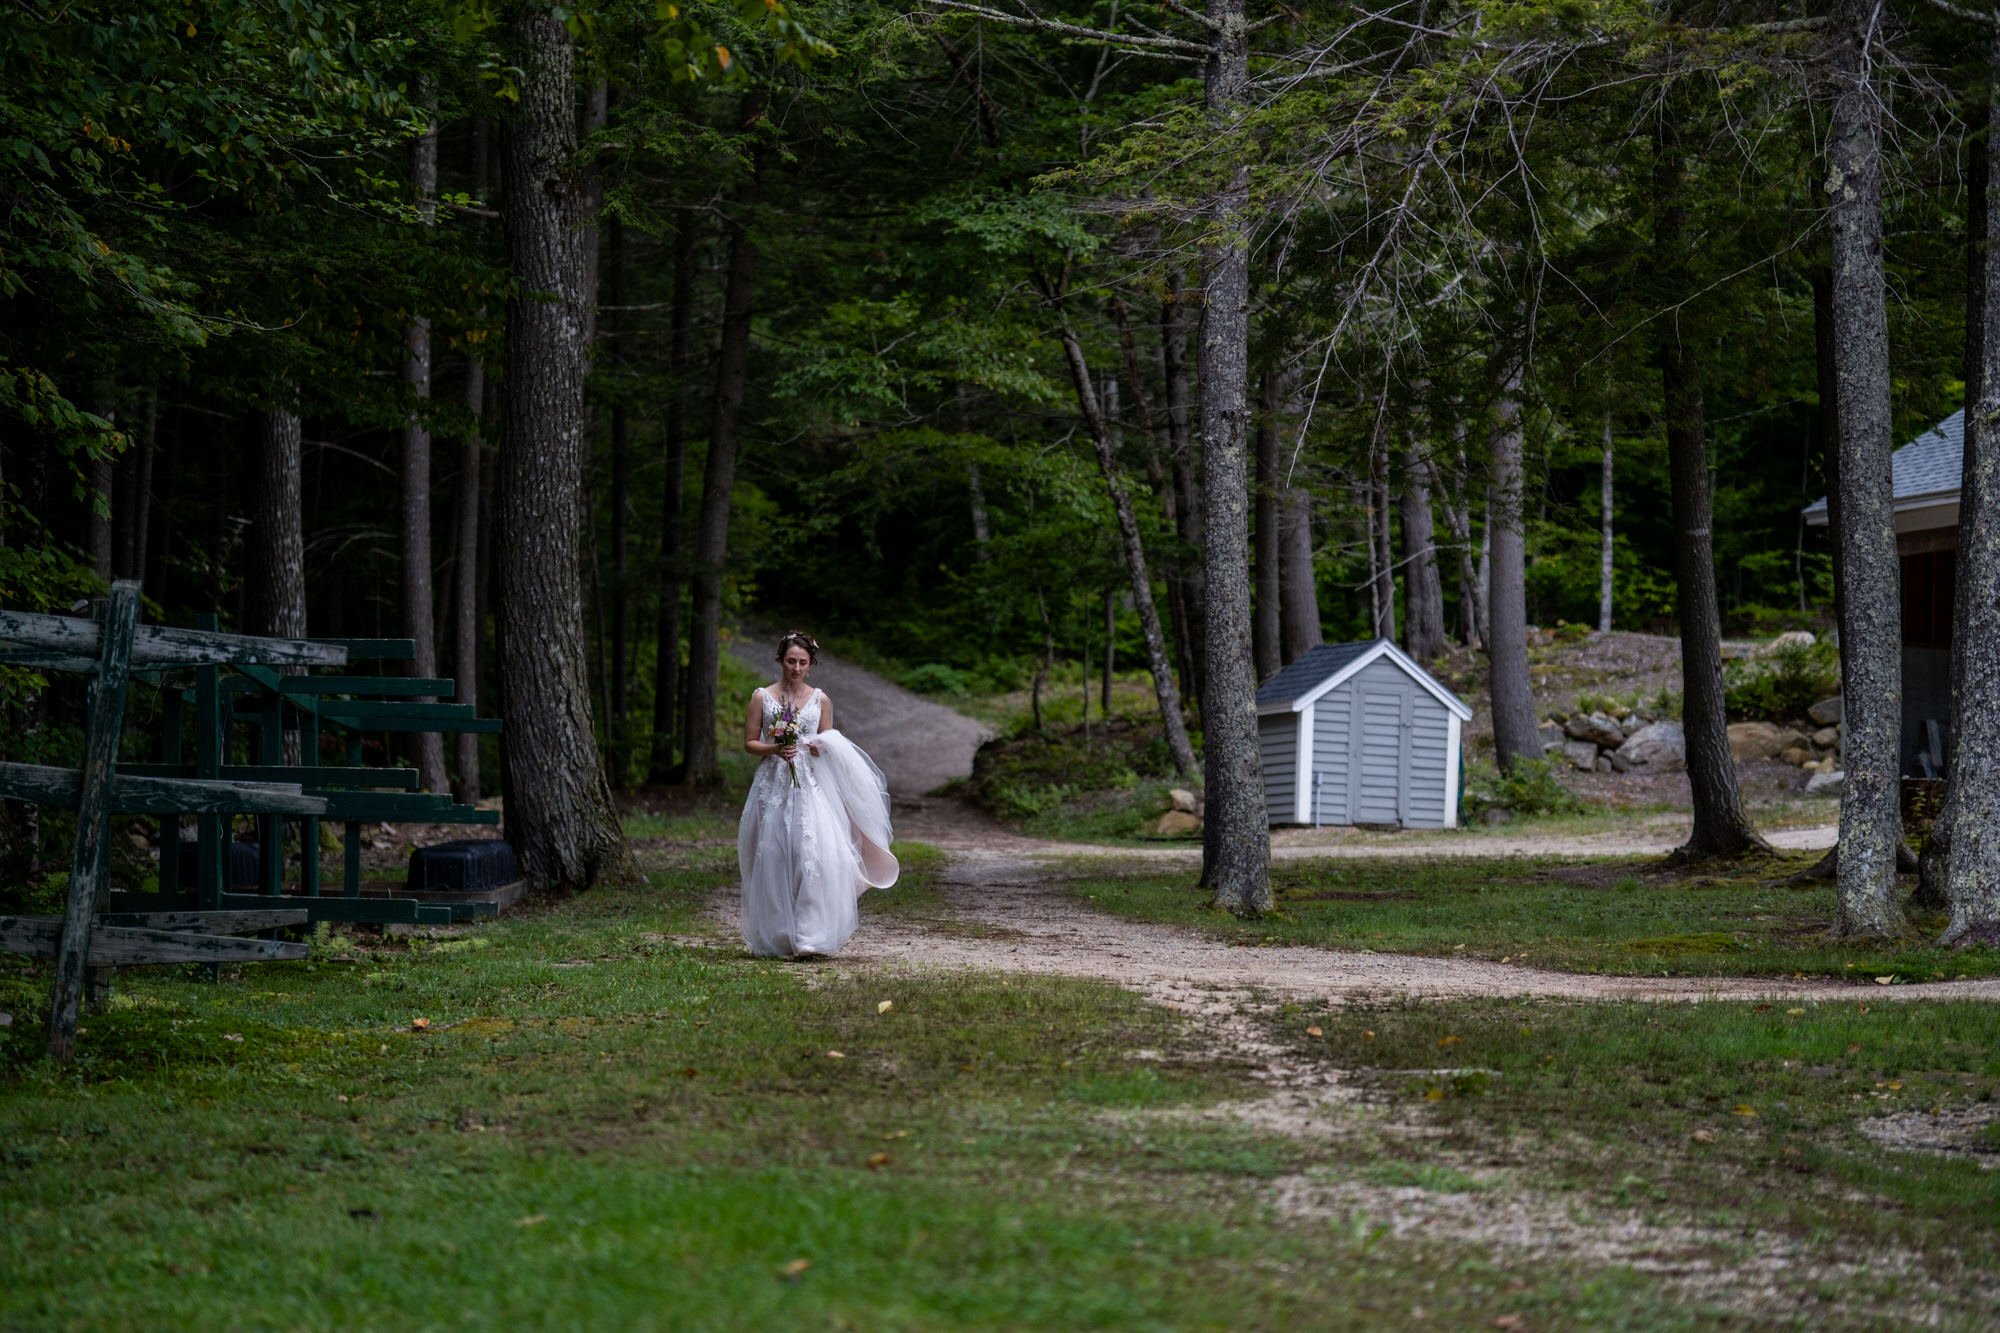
(758, 687, 822, 742)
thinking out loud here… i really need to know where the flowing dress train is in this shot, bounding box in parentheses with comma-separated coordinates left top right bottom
(738, 689, 900, 957)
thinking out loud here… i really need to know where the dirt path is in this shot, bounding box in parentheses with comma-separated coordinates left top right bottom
(730, 637, 991, 797)
(702, 645, 1989, 1005)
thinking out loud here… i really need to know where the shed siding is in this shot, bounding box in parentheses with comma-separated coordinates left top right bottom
(1406, 697, 1452, 827)
(1311, 690, 1352, 823)
(1259, 713, 1298, 824)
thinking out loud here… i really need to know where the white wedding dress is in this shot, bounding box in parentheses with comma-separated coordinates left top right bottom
(738, 688, 900, 957)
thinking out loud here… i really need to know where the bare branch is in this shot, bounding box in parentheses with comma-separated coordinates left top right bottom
(920, 0, 1210, 56)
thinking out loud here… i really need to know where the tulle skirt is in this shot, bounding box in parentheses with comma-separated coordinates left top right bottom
(738, 729, 899, 957)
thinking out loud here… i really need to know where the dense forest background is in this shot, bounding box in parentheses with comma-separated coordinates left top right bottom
(2, 0, 1993, 917)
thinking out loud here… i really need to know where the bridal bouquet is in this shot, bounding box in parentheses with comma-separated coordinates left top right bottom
(770, 706, 804, 788)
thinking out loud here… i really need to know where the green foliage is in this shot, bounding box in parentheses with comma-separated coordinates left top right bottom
(1461, 757, 1583, 820)
(1723, 638, 1840, 722)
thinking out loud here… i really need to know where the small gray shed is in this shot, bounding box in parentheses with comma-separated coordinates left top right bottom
(1255, 639, 1473, 829)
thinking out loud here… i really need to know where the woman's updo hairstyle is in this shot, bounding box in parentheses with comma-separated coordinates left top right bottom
(775, 630, 820, 665)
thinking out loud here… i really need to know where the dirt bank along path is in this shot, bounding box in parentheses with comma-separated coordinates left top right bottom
(713, 640, 1997, 1008)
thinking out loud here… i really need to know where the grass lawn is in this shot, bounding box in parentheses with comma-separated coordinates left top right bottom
(1069, 855, 2000, 982)
(3, 827, 1997, 1327)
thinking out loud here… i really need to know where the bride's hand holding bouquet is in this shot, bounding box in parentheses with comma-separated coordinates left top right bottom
(770, 706, 804, 788)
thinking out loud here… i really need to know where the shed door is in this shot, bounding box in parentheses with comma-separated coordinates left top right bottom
(1349, 687, 1411, 825)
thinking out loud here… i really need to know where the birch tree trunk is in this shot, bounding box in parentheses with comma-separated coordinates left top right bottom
(1197, 0, 1269, 915)
(1936, 24, 2000, 946)
(1053, 319, 1198, 776)
(1656, 101, 1768, 861)
(1253, 374, 1282, 681)
(1399, 438, 1447, 664)
(1600, 408, 1616, 632)
(498, 4, 629, 890)
(402, 94, 447, 794)
(648, 220, 696, 783)
(1826, 0, 1906, 937)
(683, 110, 765, 787)
(1486, 344, 1541, 771)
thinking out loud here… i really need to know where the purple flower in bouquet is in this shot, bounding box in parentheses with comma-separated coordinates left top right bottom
(771, 705, 804, 787)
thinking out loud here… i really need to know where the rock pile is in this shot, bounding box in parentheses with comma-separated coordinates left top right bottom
(1541, 707, 1688, 775)
(1541, 694, 1846, 794)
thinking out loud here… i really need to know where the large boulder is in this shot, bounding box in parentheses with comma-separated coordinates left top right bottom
(1538, 722, 1566, 754)
(1808, 696, 1843, 727)
(1153, 810, 1202, 836)
(1811, 727, 1839, 749)
(1620, 721, 1687, 773)
(1727, 721, 1807, 761)
(1168, 787, 1199, 815)
(1559, 740, 1600, 772)
(1564, 712, 1626, 749)
(1805, 769, 1845, 798)
(1760, 630, 1816, 656)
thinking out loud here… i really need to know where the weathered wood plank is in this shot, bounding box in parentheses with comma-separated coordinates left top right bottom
(0, 647, 104, 672)
(94, 909, 309, 932)
(48, 583, 140, 1061)
(0, 609, 350, 668)
(0, 762, 326, 816)
(1, 917, 308, 965)
(317, 699, 480, 722)
(121, 763, 422, 791)
(318, 793, 498, 824)
(318, 711, 503, 735)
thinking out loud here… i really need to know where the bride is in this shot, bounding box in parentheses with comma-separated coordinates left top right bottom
(738, 631, 899, 958)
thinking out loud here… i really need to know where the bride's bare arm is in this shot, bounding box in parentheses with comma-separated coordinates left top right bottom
(810, 693, 833, 751)
(743, 689, 769, 756)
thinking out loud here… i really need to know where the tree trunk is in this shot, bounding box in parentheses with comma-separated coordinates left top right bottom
(87, 385, 114, 582)
(683, 108, 765, 787)
(1486, 345, 1541, 772)
(648, 219, 697, 784)
(1197, 0, 1270, 916)
(1103, 588, 1115, 714)
(1936, 25, 2000, 946)
(453, 356, 485, 804)
(1162, 271, 1207, 705)
(1279, 485, 1320, 661)
(1368, 407, 1397, 642)
(1052, 318, 1198, 776)
(1656, 101, 1768, 861)
(498, 5, 629, 891)
(1826, 0, 1905, 937)
(402, 96, 447, 794)
(248, 405, 307, 640)
(606, 215, 631, 789)
(1399, 438, 1446, 664)
(1253, 373, 1282, 681)
(1599, 408, 1615, 634)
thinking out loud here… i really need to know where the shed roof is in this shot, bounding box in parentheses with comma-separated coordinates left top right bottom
(1255, 638, 1473, 720)
(1802, 409, 1963, 524)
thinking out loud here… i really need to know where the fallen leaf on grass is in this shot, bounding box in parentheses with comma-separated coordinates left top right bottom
(1691, 1129, 1715, 1143)
(826, 1050, 845, 1060)
(1785, 1008, 1805, 1016)
(779, 1258, 812, 1280)
(223, 1033, 244, 1043)
(514, 1214, 547, 1228)
(1438, 1035, 1462, 1049)
(881, 1129, 910, 1141)
(1732, 1105, 1757, 1118)
(877, 1001, 894, 1015)
(1362, 1031, 1375, 1040)
(411, 1017, 432, 1031)
(867, 1153, 892, 1170)
(1306, 1026, 1323, 1038)
(1874, 976, 1894, 986)
(1494, 1317, 1524, 1330)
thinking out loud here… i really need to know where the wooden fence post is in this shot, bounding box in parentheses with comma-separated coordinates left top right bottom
(47, 581, 140, 1062)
